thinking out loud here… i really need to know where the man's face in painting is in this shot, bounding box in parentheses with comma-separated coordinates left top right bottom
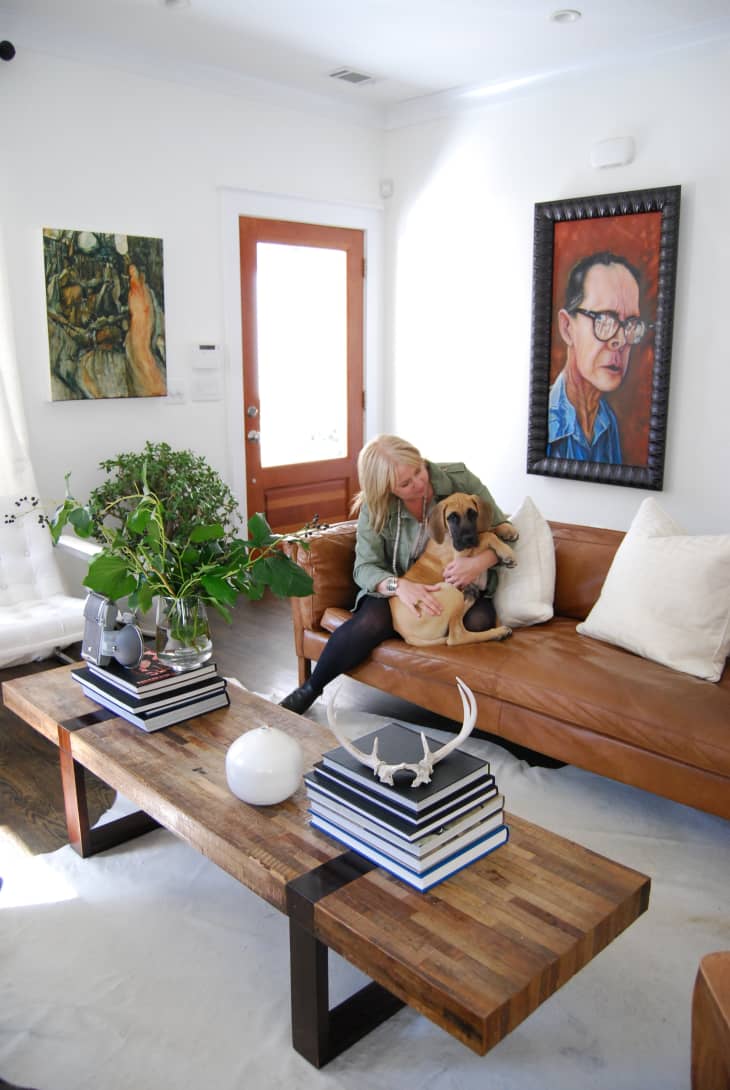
(558, 261, 641, 394)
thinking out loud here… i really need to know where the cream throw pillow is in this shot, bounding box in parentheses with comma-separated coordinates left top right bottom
(577, 498, 730, 681)
(494, 496, 555, 627)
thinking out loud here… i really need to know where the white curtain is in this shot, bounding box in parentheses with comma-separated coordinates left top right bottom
(0, 222, 35, 496)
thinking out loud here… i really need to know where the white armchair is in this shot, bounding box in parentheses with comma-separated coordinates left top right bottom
(0, 501, 86, 668)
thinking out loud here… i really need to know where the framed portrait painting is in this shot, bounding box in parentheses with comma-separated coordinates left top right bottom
(526, 185, 681, 489)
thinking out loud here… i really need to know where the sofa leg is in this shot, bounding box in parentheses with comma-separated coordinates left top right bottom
(298, 657, 312, 686)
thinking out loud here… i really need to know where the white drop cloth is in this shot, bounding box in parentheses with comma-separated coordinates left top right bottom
(1, 708, 728, 1090)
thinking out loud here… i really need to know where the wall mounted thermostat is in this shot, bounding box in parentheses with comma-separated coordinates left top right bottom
(194, 343, 223, 369)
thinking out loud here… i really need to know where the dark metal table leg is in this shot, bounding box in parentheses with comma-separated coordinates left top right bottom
(286, 852, 405, 1067)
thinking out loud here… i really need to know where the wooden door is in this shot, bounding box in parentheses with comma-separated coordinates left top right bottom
(239, 217, 365, 532)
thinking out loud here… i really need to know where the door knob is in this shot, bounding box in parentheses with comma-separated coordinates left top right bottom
(247, 430, 261, 441)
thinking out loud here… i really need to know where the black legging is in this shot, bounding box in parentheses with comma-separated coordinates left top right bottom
(306, 592, 497, 694)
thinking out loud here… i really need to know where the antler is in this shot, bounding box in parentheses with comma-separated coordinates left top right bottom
(325, 677, 477, 788)
(407, 677, 477, 786)
(326, 685, 407, 785)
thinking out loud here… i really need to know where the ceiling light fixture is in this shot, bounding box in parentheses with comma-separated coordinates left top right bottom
(550, 9, 582, 23)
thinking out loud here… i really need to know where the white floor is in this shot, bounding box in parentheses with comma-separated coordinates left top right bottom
(1, 699, 728, 1090)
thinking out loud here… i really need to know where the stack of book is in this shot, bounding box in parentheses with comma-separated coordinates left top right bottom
(305, 721, 508, 892)
(71, 649, 230, 732)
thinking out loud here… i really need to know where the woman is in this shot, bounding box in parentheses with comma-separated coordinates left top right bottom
(279, 435, 512, 715)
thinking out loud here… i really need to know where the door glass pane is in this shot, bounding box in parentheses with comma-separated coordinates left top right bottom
(257, 242, 347, 468)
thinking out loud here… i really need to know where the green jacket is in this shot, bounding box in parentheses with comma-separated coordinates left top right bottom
(352, 461, 509, 603)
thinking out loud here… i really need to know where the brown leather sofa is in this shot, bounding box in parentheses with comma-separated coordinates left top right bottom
(285, 520, 730, 821)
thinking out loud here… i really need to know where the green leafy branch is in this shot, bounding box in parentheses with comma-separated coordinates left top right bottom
(49, 474, 313, 621)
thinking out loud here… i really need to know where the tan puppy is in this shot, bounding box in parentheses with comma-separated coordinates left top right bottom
(390, 493, 518, 647)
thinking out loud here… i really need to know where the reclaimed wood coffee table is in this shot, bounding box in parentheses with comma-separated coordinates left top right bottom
(2, 665, 650, 1068)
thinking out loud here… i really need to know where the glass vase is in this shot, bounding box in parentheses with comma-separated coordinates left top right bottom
(155, 596, 213, 673)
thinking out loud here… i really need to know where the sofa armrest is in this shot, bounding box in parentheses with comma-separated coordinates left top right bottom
(285, 521, 358, 654)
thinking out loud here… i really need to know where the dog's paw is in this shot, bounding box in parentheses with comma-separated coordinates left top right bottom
(500, 554, 517, 569)
(498, 626, 513, 641)
(495, 521, 519, 543)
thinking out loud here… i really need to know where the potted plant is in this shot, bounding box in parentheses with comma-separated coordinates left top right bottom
(49, 442, 314, 670)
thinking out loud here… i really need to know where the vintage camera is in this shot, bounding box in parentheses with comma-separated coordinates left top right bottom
(82, 592, 144, 668)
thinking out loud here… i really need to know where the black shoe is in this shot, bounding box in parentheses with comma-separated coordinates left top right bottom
(279, 681, 320, 715)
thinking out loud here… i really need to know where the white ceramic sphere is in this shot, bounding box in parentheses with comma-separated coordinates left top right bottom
(225, 725, 304, 806)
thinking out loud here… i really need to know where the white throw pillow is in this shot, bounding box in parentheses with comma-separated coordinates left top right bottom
(577, 498, 730, 681)
(494, 496, 555, 627)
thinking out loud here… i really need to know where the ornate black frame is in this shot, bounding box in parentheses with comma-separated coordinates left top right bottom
(526, 185, 681, 489)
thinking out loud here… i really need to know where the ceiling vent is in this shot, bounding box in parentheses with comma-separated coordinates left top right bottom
(329, 67, 375, 86)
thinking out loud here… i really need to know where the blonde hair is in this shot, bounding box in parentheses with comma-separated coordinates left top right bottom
(351, 435, 425, 534)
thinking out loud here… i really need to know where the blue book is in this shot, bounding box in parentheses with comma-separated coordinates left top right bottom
(310, 815, 509, 892)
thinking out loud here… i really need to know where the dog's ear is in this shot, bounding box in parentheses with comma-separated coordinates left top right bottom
(474, 495, 493, 532)
(428, 500, 448, 543)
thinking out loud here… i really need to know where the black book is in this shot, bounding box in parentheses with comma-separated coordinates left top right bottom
(86, 650, 218, 696)
(309, 815, 509, 892)
(304, 766, 498, 837)
(79, 684, 230, 732)
(320, 722, 490, 814)
(72, 666, 226, 713)
(308, 793, 504, 861)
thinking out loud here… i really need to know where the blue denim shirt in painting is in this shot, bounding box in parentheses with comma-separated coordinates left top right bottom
(546, 370, 622, 464)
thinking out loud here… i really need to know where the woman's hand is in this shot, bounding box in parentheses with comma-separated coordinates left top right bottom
(443, 548, 497, 590)
(396, 580, 443, 617)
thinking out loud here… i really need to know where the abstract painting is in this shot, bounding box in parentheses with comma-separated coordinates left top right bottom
(43, 228, 166, 401)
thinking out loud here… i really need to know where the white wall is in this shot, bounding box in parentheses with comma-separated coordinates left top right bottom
(0, 48, 382, 516)
(382, 41, 730, 533)
(3, 38, 729, 538)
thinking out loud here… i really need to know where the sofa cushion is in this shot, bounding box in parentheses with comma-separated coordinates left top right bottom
(577, 498, 730, 682)
(494, 497, 555, 627)
(315, 609, 730, 780)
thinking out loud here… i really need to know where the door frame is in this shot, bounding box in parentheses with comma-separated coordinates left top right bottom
(220, 188, 384, 522)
